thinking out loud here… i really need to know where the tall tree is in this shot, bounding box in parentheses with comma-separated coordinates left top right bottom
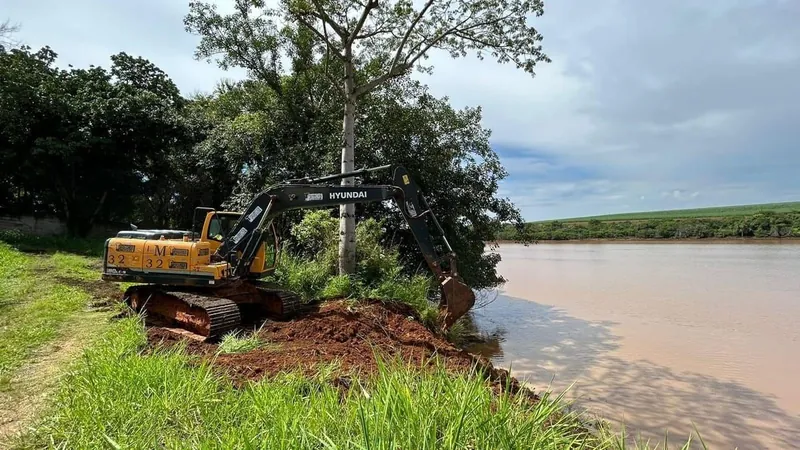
(0, 19, 20, 49)
(185, 0, 550, 275)
(353, 77, 525, 290)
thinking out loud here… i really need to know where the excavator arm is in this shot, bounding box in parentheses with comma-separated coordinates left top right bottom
(215, 165, 475, 327)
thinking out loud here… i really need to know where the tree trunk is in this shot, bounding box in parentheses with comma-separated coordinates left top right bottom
(338, 63, 357, 275)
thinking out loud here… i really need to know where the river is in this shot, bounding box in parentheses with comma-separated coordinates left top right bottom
(469, 242, 800, 449)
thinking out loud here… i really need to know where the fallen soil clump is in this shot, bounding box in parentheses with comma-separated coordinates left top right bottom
(146, 299, 537, 402)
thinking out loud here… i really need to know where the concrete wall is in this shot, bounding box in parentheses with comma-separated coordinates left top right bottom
(0, 215, 121, 238)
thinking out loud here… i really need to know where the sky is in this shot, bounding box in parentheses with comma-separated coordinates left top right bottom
(4, 0, 799, 221)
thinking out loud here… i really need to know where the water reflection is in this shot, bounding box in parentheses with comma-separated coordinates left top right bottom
(468, 291, 620, 387)
(468, 291, 800, 449)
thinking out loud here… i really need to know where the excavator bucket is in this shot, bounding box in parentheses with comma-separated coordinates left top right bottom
(439, 275, 476, 329)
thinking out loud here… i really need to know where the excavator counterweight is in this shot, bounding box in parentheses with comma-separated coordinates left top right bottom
(101, 165, 475, 340)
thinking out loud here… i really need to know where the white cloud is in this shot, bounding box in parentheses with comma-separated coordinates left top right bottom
(415, 0, 800, 219)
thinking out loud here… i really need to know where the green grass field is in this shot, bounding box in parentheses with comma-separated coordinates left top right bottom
(551, 201, 800, 223)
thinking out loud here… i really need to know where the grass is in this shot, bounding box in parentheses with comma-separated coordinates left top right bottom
(548, 201, 800, 223)
(217, 330, 265, 354)
(0, 237, 124, 443)
(13, 315, 701, 449)
(0, 243, 95, 386)
(0, 230, 105, 257)
(13, 315, 612, 449)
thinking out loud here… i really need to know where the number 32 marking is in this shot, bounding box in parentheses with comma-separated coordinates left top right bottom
(107, 255, 125, 265)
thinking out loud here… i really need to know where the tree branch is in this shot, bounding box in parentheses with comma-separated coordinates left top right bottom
(389, 0, 434, 72)
(354, 13, 395, 40)
(458, 11, 516, 33)
(355, 26, 393, 40)
(239, 6, 283, 95)
(353, 63, 410, 96)
(320, 21, 343, 90)
(89, 191, 109, 226)
(348, 0, 378, 45)
(309, 0, 349, 38)
(295, 15, 346, 62)
(400, 7, 475, 67)
(453, 30, 514, 52)
(403, 9, 478, 69)
(322, 60, 342, 92)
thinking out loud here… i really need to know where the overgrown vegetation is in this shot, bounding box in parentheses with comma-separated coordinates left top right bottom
(272, 210, 443, 331)
(497, 210, 800, 241)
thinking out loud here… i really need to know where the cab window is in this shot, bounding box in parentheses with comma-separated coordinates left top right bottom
(206, 214, 239, 241)
(207, 216, 223, 241)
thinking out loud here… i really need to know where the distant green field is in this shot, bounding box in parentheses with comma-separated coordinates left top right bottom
(550, 201, 800, 223)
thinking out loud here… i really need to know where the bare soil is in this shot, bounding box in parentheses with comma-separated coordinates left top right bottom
(146, 299, 538, 402)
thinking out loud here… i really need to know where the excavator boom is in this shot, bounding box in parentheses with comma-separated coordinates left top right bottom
(213, 166, 474, 327)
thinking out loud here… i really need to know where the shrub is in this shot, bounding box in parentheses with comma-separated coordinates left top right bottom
(320, 274, 354, 299)
(278, 210, 443, 327)
(290, 210, 405, 287)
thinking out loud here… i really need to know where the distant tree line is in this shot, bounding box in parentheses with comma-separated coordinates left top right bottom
(496, 211, 800, 241)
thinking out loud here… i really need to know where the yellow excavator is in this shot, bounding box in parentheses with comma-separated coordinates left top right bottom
(101, 165, 476, 340)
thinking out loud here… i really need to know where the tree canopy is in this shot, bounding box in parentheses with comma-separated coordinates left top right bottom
(184, 0, 549, 274)
(0, 35, 527, 290)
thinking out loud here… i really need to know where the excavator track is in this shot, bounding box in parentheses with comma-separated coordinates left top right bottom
(123, 283, 308, 341)
(251, 281, 309, 318)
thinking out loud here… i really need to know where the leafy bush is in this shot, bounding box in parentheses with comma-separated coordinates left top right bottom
(289, 210, 402, 288)
(277, 210, 442, 326)
(273, 253, 332, 301)
(289, 209, 339, 270)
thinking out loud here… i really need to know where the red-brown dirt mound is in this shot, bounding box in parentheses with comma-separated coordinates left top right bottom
(146, 299, 537, 402)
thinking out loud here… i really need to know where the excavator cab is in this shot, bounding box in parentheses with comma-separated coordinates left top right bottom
(193, 208, 280, 277)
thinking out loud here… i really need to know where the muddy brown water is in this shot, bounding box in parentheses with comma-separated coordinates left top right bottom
(468, 242, 800, 449)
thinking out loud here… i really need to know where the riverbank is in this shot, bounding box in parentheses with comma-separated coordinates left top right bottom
(1, 237, 690, 449)
(496, 210, 800, 242)
(489, 237, 800, 245)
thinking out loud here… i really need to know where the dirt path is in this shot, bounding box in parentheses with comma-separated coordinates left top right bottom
(0, 309, 110, 446)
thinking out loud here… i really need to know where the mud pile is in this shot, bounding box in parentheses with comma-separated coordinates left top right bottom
(146, 299, 537, 402)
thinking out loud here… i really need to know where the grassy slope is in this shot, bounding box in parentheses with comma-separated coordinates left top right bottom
(15, 317, 613, 449)
(0, 246, 94, 385)
(0, 242, 122, 443)
(545, 201, 800, 223)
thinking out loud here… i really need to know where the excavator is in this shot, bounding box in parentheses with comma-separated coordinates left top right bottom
(100, 165, 476, 341)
